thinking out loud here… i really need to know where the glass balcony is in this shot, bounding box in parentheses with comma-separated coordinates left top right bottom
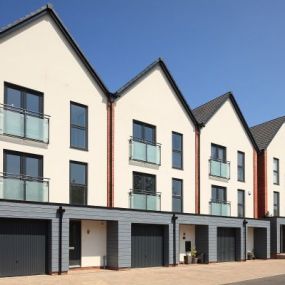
(0, 173, 49, 202)
(129, 190, 161, 211)
(129, 137, 161, 165)
(0, 104, 49, 143)
(209, 200, 231, 216)
(209, 158, 230, 179)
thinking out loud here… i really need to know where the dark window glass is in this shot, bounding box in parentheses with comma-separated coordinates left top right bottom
(172, 132, 183, 169)
(133, 172, 156, 193)
(70, 161, 87, 205)
(4, 151, 42, 178)
(5, 84, 43, 113)
(237, 190, 245, 217)
(273, 191, 280, 216)
(211, 144, 226, 162)
(211, 185, 226, 202)
(6, 87, 21, 108)
(133, 121, 155, 144)
(172, 179, 183, 212)
(238, 151, 245, 182)
(70, 103, 88, 150)
(273, 158, 280, 185)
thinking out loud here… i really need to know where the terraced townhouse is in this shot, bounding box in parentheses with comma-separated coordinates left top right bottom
(0, 4, 273, 277)
(251, 116, 285, 258)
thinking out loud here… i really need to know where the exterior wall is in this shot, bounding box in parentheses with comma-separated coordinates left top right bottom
(0, 15, 108, 206)
(81, 220, 107, 267)
(199, 100, 255, 218)
(266, 124, 285, 216)
(179, 224, 195, 262)
(114, 65, 196, 213)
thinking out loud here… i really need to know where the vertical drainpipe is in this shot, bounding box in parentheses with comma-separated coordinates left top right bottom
(57, 206, 65, 275)
(172, 214, 178, 266)
(243, 219, 248, 261)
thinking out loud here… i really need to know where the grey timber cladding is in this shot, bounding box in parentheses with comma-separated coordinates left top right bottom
(0, 201, 271, 271)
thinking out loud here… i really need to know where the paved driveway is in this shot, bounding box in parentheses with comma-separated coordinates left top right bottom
(0, 260, 285, 285)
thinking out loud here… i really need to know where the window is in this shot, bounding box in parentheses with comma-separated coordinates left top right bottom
(211, 185, 226, 202)
(211, 144, 226, 162)
(4, 150, 43, 178)
(133, 120, 156, 144)
(133, 172, 156, 193)
(172, 132, 183, 169)
(273, 191, 280, 216)
(237, 190, 245, 217)
(273, 158, 280, 185)
(5, 83, 43, 114)
(70, 102, 88, 150)
(172, 178, 183, 212)
(237, 151, 245, 182)
(70, 161, 87, 205)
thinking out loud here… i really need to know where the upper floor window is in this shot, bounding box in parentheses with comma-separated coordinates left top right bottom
(211, 185, 226, 203)
(3, 83, 49, 143)
(273, 158, 280, 185)
(70, 161, 87, 205)
(172, 178, 183, 213)
(133, 172, 156, 193)
(133, 120, 156, 144)
(172, 132, 183, 169)
(237, 151, 245, 182)
(5, 83, 43, 114)
(237, 189, 245, 217)
(70, 102, 88, 150)
(2, 150, 48, 202)
(273, 191, 280, 216)
(211, 144, 226, 162)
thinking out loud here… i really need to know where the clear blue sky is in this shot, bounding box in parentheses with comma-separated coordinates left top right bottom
(1, 0, 284, 126)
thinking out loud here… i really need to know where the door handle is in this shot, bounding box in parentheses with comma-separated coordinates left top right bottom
(69, 246, 75, 250)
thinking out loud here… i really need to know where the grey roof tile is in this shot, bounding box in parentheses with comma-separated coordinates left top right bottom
(250, 116, 285, 150)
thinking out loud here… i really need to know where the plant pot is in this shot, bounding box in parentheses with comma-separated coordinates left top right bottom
(184, 255, 192, 264)
(192, 257, 198, 264)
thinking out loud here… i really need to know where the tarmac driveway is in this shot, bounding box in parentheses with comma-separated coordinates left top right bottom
(0, 259, 285, 285)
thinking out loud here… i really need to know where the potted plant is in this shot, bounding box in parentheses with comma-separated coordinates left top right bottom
(191, 247, 198, 264)
(247, 249, 255, 260)
(184, 251, 192, 264)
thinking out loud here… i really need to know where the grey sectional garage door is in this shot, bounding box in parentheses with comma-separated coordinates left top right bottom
(0, 219, 48, 277)
(131, 224, 164, 268)
(217, 228, 236, 262)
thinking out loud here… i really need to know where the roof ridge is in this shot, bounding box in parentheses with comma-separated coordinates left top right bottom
(251, 115, 285, 129)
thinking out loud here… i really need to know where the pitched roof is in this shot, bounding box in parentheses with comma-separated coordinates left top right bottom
(193, 92, 259, 151)
(114, 58, 198, 126)
(250, 116, 285, 150)
(0, 4, 109, 96)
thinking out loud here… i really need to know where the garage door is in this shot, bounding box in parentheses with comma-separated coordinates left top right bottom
(217, 228, 236, 262)
(131, 224, 164, 268)
(0, 219, 48, 277)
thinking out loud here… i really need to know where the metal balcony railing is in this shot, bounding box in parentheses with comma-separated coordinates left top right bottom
(0, 172, 49, 202)
(129, 137, 161, 165)
(209, 200, 231, 216)
(209, 158, 230, 179)
(129, 189, 161, 211)
(0, 103, 50, 143)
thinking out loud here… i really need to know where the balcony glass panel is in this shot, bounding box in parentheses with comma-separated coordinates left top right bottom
(26, 114, 49, 143)
(209, 159, 230, 179)
(3, 108, 25, 137)
(130, 138, 161, 165)
(0, 174, 49, 202)
(130, 191, 161, 211)
(26, 180, 49, 202)
(0, 105, 49, 143)
(210, 201, 231, 216)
